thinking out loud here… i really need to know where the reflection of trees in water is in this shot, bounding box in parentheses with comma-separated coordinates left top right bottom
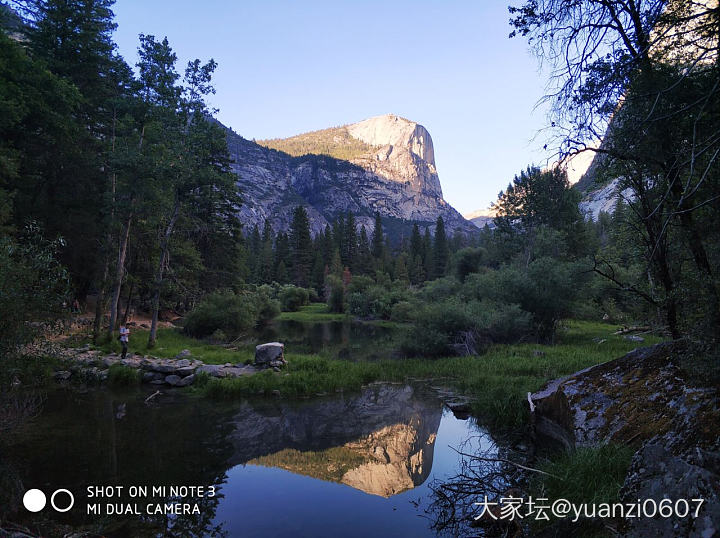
(1, 390, 46, 528)
(428, 434, 525, 537)
(256, 320, 398, 359)
(2, 389, 236, 537)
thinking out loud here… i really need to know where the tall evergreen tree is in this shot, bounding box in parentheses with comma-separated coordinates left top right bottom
(258, 220, 274, 283)
(343, 211, 357, 270)
(371, 211, 384, 259)
(290, 206, 312, 287)
(433, 216, 449, 278)
(274, 231, 290, 282)
(357, 225, 372, 275)
(423, 227, 433, 280)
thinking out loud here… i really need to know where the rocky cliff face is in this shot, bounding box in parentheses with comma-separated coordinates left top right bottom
(223, 114, 476, 236)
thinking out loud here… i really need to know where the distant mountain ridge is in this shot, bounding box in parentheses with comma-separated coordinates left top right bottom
(224, 114, 476, 237)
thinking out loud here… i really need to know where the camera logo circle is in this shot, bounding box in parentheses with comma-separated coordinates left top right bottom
(51, 489, 75, 512)
(23, 489, 46, 512)
(23, 489, 74, 513)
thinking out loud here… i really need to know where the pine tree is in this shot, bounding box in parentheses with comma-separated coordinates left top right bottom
(357, 225, 372, 275)
(274, 231, 290, 282)
(321, 224, 334, 271)
(433, 216, 449, 278)
(343, 211, 357, 270)
(423, 227, 433, 280)
(329, 248, 343, 276)
(249, 224, 261, 282)
(258, 220, 274, 283)
(290, 206, 312, 287)
(333, 214, 345, 260)
(410, 223, 423, 261)
(371, 211, 384, 259)
(394, 254, 410, 283)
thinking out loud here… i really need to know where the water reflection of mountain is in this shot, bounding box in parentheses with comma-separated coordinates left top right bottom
(4, 383, 443, 536)
(231, 384, 443, 497)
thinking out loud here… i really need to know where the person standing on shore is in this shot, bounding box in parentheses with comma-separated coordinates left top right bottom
(119, 324, 130, 360)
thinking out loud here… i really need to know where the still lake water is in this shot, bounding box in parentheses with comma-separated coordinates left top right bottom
(4, 320, 494, 536)
(255, 319, 399, 360)
(3, 383, 495, 537)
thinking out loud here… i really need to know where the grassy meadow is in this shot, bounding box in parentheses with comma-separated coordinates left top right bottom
(86, 317, 661, 429)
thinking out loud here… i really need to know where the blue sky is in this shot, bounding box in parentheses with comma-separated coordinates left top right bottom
(112, 0, 552, 215)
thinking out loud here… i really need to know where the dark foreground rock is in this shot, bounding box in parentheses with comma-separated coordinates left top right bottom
(528, 342, 720, 537)
(621, 443, 720, 537)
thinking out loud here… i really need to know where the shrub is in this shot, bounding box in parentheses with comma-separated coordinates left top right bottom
(0, 226, 70, 360)
(463, 258, 586, 343)
(346, 275, 374, 295)
(253, 290, 281, 324)
(210, 329, 228, 343)
(418, 277, 461, 303)
(184, 289, 279, 339)
(347, 281, 413, 320)
(390, 301, 414, 323)
(308, 287, 320, 303)
(401, 298, 532, 357)
(401, 299, 475, 357)
(278, 285, 310, 312)
(452, 247, 486, 282)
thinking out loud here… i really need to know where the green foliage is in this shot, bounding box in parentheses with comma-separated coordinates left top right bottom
(107, 364, 141, 386)
(201, 320, 661, 429)
(290, 206, 313, 287)
(510, 0, 720, 342)
(433, 216, 449, 277)
(389, 301, 414, 323)
(347, 281, 411, 320)
(326, 275, 345, 313)
(277, 303, 348, 322)
(183, 289, 279, 339)
(467, 258, 587, 343)
(534, 444, 635, 505)
(400, 298, 531, 357)
(278, 285, 310, 312)
(451, 247, 485, 282)
(95, 326, 254, 364)
(0, 224, 70, 360)
(252, 285, 282, 324)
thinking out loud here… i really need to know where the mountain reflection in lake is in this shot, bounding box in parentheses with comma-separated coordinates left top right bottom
(2, 384, 493, 537)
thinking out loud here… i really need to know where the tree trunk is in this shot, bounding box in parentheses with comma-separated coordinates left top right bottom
(148, 196, 180, 348)
(668, 175, 720, 331)
(93, 109, 117, 343)
(92, 258, 109, 343)
(122, 279, 134, 324)
(107, 212, 133, 338)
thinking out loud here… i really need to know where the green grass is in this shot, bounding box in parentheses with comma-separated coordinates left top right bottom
(82, 320, 662, 429)
(201, 320, 663, 429)
(93, 328, 254, 365)
(277, 303, 351, 322)
(107, 364, 141, 386)
(529, 443, 635, 535)
(532, 443, 635, 505)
